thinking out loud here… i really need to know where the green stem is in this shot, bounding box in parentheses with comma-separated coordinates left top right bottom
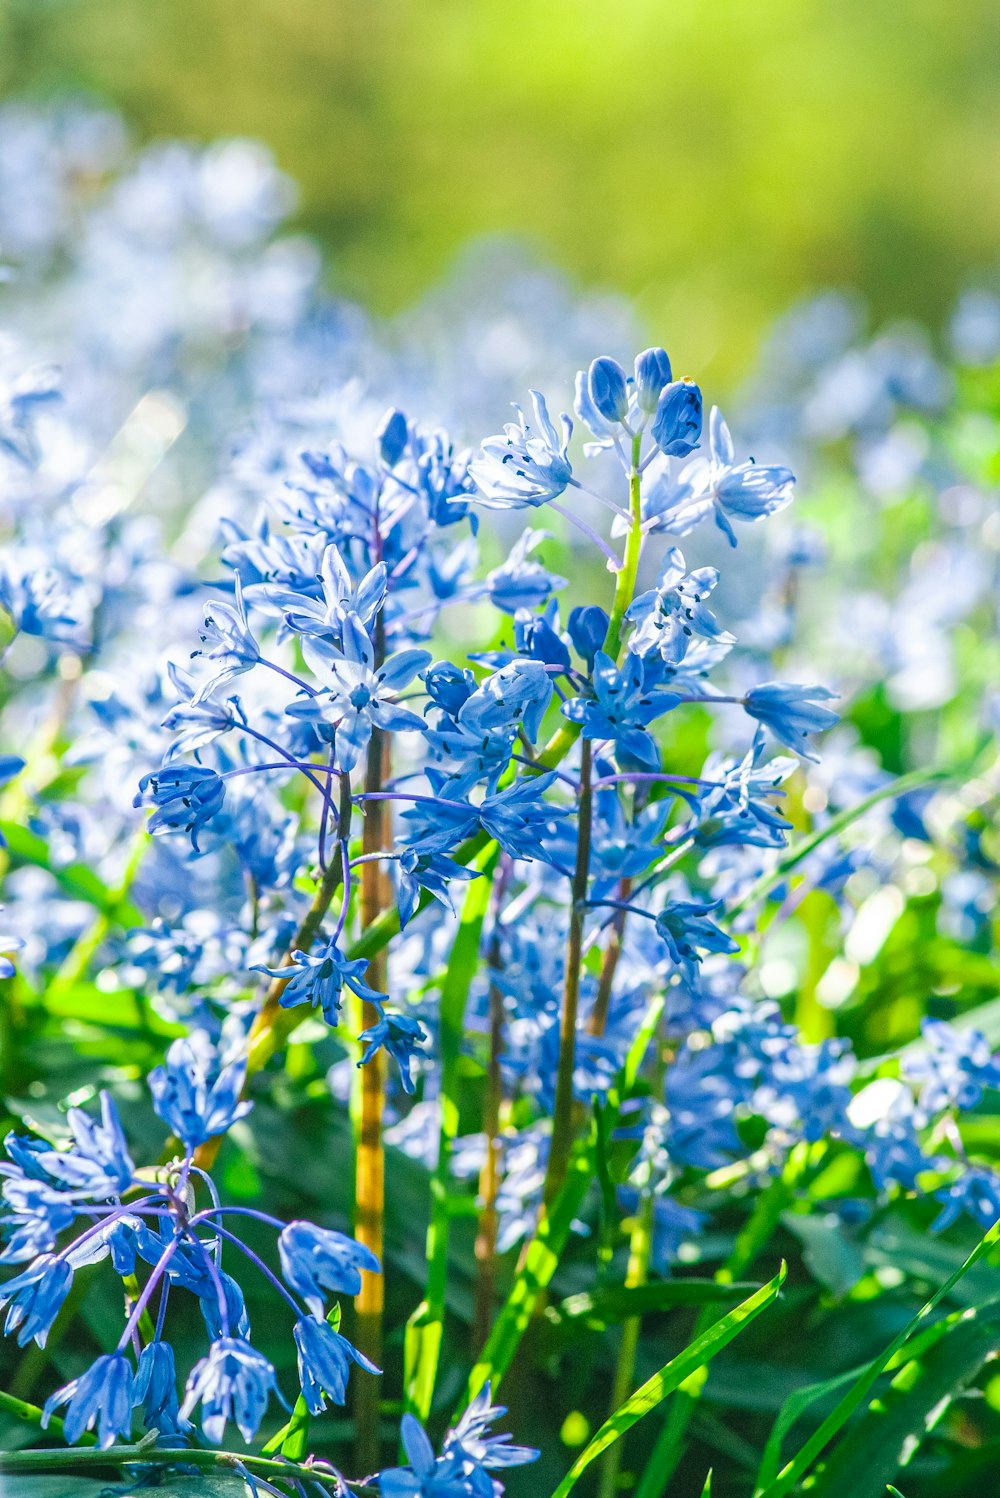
(543, 737, 594, 1208)
(0, 1389, 95, 1445)
(352, 695, 390, 1474)
(602, 434, 644, 661)
(0, 1437, 374, 1490)
(597, 1190, 654, 1498)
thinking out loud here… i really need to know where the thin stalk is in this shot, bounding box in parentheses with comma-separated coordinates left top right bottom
(193, 774, 353, 1173)
(351, 615, 390, 1475)
(602, 433, 644, 660)
(588, 876, 632, 1038)
(0, 1438, 374, 1492)
(0, 1388, 95, 1445)
(543, 738, 594, 1208)
(596, 1190, 655, 1498)
(473, 857, 512, 1351)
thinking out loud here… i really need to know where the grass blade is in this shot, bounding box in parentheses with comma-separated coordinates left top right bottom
(548, 1265, 787, 1498)
(756, 1217, 1000, 1498)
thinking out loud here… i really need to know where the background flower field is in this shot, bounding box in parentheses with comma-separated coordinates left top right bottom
(0, 8, 999, 1498)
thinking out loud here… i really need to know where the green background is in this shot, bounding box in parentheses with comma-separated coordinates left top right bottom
(3, 0, 1000, 383)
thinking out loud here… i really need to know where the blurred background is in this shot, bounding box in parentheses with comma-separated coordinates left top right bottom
(3, 0, 1000, 387)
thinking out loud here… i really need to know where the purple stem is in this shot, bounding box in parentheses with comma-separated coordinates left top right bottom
(550, 500, 622, 571)
(117, 1233, 182, 1351)
(259, 657, 318, 697)
(591, 772, 719, 790)
(205, 1222, 306, 1318)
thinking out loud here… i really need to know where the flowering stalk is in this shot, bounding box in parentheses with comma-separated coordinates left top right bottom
(588, 875, 632, 1039)
(473, 857, 512, 1350)
(351, 617, 390, 1474)
(543, 737, 594, 1207)
(0, 1439, 377, 1493)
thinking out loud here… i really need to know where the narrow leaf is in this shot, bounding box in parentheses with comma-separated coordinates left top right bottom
(756, 1217, 1000, 1498)
(548, 1265, 787, 1498)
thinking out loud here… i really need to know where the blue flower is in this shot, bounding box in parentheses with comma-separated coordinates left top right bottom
(43, 1352, 134, 1448)
(902, 1020, 1000, 1114)
(278, 1220, 381, 1313)
(180, 1336, 277, 1444)
(485, 528, 566, 614)
(133, 1340, 185, 1435)
(255, 939, 386, 1025)
(654, 899, 739, 966)
(646, 407, 794, 546)
(744, 680, 839, 760)
(694, 731, 795, 850)
(147, 1032, 252, 1151)
(359, 1007, 428, 1094)
(396, 850, 478, 930)
(263, 542, 387, 644)
(191, 574, 260, 698)
(634, 347, 674, 413)
(932, 1167, 1000, 1234)
(0, 559, 87, 647)
(0, 1253, 73, 1347)
(446, 1382, 540, 1473)
(134, 763, 226, 851)
(378, 1412, 486, 1497)
(293, 1315, 380, 1412)
(377, 406, 410, 467)
(287, 613, 429, 771)
(567, 604, 610, 669)
(470, 391, 573, 509)
(49, 1091, 135, 1195)
(626, 547, 734, 667)
(651, 379, 703, 457)
(562, 651, 680, 769)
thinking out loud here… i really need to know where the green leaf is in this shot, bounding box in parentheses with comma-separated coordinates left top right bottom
(552, 1279, 765, 1332)
(728, 767, 954, 921)
(547, 1265, 787, 1498)
(781, 1212, 866, 1297)
(405, 845, 498, 1419)
(0, 822, 142, 924)
(755, 1216, 1000, 1498)
(808, 1293, 1000, 1498)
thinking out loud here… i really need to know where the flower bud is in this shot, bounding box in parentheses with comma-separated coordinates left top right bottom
(587, 356, 629, 423)
(376, 407, 408, 467)
(634, 347, 673, 412)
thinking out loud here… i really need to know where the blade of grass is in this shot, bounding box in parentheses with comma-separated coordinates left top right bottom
(756, 1216, 1000, 1498)
(548, 1266, 787, 1498)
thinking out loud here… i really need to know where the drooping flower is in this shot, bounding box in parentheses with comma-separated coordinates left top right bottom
(179, 1336, 277, 1444)
(42, 1352, 134, 1448)
(743, 680, 839, 760)
(255, 939, 387, 1025)
(134, 762, 226, 851)
(278, 1221, 381, 1313)
(293, 1315, 380, 1412)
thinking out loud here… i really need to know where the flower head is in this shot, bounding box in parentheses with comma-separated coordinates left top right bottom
(470, 391, 573, 509)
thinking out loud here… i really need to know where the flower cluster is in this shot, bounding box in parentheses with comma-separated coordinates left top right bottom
(0, 1033, 379, 1448)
